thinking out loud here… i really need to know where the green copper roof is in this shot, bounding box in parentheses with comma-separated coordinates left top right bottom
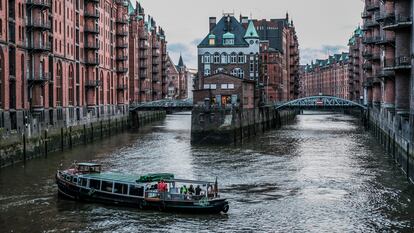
(244, 20, 259, 38)
(128, 0, 135, 15)
(208, 34, 216, 39)
(223, 32, 235, 39)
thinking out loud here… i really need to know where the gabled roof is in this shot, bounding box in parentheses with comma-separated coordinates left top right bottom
(178, 54, 184, 67)
(198, 16, 249, 47)
(244, 20, 259, 38)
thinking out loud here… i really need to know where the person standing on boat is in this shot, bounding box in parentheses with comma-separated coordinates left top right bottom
(188, 185, 195, 195)
(195, 185, 202, 196)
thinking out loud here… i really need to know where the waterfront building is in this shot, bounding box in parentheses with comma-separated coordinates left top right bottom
(239, 14, 300, 103)
(165, 54, 189, 100)
(194, 14, 260, 109)
(361, 0, 412, 117)
(348, 27, 365, 104)
(0, 0, 168, 136)
(301, 53, 350, 99)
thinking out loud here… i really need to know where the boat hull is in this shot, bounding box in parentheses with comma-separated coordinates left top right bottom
(56, 176, 229, 214)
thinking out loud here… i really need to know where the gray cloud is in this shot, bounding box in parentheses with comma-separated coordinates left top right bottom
(300, 45, 348, 65)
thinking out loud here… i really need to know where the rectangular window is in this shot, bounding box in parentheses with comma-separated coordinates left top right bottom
(80, 178, 87, 187)
(89, 179, 101, 189)
(129, 185, 144, 196)
(221, 84, 228, 89)
(114, 183, 128, 195)
(228, 83, 234, 89)
(101, 181, 113, 192)
(210, 84, 216, 89)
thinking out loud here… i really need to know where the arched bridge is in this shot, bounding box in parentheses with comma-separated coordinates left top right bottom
(130, 99, 193, 113)
(275, 95, 367, 110)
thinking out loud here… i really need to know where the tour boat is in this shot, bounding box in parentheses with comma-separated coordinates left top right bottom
(55, 162, 229, 214)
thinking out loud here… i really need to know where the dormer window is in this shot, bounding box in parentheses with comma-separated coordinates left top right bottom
(223, 32, 235, 46)
(208, 34, 216, 45)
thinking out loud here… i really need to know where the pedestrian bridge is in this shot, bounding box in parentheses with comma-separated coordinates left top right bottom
(274, 95, 367, 110)
(129, 99, 193, 113)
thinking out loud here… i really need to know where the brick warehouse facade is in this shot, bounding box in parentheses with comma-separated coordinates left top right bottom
(0, 0, 169, 137)
(348, 27, 364, 104)
(244, 14, 300, 103)
(301, 53, 350, 99)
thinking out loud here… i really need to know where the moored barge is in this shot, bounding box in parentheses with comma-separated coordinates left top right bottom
(56, 162, 229, 214)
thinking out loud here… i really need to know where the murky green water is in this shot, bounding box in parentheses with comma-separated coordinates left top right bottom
(1, 112, 414, 232)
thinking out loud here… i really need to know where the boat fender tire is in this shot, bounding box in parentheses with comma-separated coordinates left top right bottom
(222, 204, 229, 213)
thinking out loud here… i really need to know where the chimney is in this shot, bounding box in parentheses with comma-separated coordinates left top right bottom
(209, 17, 216, 32)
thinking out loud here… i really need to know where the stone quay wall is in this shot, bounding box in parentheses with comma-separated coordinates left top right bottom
(0, 111, 166, 168)
(367, 107, 414, 182)
(191, 106, 297, 144)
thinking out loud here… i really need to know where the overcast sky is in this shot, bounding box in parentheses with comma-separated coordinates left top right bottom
(139, 0, 364, 68)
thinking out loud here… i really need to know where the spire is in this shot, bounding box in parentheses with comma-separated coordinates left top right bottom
(244, 20, 259, 39)
(178, 53, 184, 67)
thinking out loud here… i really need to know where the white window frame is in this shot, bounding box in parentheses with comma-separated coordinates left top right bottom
(204, 53, 211, 64)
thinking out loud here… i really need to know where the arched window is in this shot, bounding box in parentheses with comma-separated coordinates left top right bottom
(238, 53, 245, 63)
(230, 53, 237, 64)
(106, 73, 110, 104)
(231, 68, 244, 79)
(213, 53, 220, 64)
(56, 61, 63, 106)
(99, 72, 104, 106)
(68, 64, 74, 105)
(204, 68, 210, 76)
(221, 53, 227, 64)
(203, 53, 211, 64)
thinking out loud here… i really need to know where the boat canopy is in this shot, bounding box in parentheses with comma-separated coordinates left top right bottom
(137, 173, 175, 183)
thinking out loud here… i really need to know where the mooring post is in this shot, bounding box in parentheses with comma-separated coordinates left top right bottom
(69, 126, 73, 148)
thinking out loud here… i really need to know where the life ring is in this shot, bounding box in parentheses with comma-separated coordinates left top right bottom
(222, 204, 229, 213)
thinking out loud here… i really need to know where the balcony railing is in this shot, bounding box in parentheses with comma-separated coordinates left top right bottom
(84, 25, 99, 34)
(84, 10, 100, 18)
(116, 55, 128, 61)
(28, 73, 50, 82)
(85, 57, 99, 66)
(85, 80, 101, 87)
(117, 84, 128, 90)
(383, 15, 413, 30)
(25, 0, 51, 8)
(116, 30, 128, 36)
(26, 19, 51, 30)
(374, 12, 394, 22)
(116, 42, 128, 48)
(366, 2, 380, 12)
(116, 18, 128, 24)
(384, 56, 412, 70)
(375, 35, 395, 44)
(361, 11, 370, 18)
(116, 67, 128, 73)
(84, 41, 100, 50)
(28, 42, 51, 51)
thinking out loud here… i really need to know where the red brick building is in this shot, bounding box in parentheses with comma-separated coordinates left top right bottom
(194, 14, 260, 109)
(348, 27, 364, 104)
(0, 0, 168, 135)
(301, 53, 350, 99)
(165, 54, 188, 99)
(249, 14, 300, 103)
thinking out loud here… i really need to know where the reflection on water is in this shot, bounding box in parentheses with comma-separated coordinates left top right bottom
(1, 111, 414, 232)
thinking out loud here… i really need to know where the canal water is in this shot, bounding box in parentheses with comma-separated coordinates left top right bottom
(1, 112, 414, 232)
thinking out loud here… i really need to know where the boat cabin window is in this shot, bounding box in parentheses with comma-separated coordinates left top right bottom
(114, 183, 128, 195)
(66, 175, 72, 182)
(73, 177, 78, 183)
(101, 181, 113, 192)
(89, 179, 101, 189)
(79, 178, 87, 187)
(129, 185, 144, 197)
(77, 164, 101, 173)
